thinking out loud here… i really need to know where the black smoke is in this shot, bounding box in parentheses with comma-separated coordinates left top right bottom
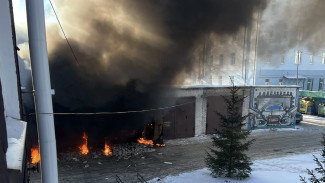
(46, 0, 267, 150)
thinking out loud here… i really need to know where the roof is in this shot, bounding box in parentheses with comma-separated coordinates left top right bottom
(299, 90, 325, 98)
(283, 74, 307, 79)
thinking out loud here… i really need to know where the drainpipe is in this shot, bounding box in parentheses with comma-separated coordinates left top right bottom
(25, 0, 58, 182)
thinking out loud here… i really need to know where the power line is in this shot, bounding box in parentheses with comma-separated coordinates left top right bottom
(29, 101, 194, 116)
(48, 0, 79, 65)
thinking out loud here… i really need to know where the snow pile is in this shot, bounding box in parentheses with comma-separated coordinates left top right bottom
(149, 152, 322, 183)
(6, 117, 27, 171)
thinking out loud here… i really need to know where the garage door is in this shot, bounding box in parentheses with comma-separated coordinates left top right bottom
(206, 96, 243, 134)
(163, 97, 195, 139)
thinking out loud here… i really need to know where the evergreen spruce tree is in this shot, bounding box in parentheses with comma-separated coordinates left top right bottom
(300, 134, 325, 183)
(205, 83, 254, 179)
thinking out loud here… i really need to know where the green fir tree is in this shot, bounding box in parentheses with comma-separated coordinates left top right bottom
(205, 83, 254, 179)
(300, 134, 325, 183)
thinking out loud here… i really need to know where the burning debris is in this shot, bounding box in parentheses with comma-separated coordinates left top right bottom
(103, 142, 112, 156)
(137, 112, 165, 147)
(28, 146, 41, 174)
(79, 132, 89, 155)
(31, 147, 41, 164)
(137, 138, 154, 146)
(56, 143, 157, 170)
(77, 128, 163, 158)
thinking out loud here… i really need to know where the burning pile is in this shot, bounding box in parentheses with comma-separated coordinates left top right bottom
(137, 138, 154, 146)
(76, 130, 164, 157)
(31, 147, 41, 164)
(137, 115, 165, 147)
(103, 143, 112, 156)
(79, 132, 89, 155)
(79, 132, 113, 156)
(137, 137, 165, 147)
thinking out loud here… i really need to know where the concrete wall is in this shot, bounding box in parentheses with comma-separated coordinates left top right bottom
(173, 86, 298, 137)
(0, 0, 21, 120)
(248, 86, 298, 129)
(0, 82, 9, 183)
(176, 86, 251, 136)
(0, 0, 26, 182)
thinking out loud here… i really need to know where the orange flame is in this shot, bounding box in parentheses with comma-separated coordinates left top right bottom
(103, 143, 112, 156)
(31, 147, 40, 164)
(137, 138, 154, 146)
(155, 143, 166, 147)
(79, 132, 89, 155)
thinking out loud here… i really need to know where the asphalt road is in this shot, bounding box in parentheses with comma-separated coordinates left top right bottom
(29, 121, 325, 183)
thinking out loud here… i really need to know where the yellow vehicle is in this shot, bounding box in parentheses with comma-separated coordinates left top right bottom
(299, 97, 314, 114)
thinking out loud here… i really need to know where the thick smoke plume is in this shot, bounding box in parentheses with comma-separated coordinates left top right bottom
(258, 0, 325, 64)
(27, 0, 267, 149)
(48, 0, 266, 109)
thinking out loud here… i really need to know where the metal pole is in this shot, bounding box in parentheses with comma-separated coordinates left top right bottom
(296, 51, 299, 86)
(25, 0, 58, 182)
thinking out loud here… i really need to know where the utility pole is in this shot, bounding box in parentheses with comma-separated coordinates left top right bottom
(25, 0, 58, 182)
(296, 58, 299, 85)
(296, 50, 301, 86)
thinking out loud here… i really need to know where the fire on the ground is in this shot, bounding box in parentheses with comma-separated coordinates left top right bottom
(31, 147, 41, 164)
(79, 132, 89, 155)
(103, 143, 112, 156)
(137, 112, 165, 147)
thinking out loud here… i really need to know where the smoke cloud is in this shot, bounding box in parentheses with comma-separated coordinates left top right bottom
(258, 0, 325, 64)
(21, 0, 267, 148)
(48, 0, 266, 109)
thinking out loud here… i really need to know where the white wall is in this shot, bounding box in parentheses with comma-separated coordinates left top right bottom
(0, 0, 21, 119)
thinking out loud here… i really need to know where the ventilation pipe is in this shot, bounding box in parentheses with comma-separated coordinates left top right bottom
(25, 0, 58, 182)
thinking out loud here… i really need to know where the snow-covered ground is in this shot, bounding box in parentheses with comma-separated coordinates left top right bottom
(149, 152, 322, 183)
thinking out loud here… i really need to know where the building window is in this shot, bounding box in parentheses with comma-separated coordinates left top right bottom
(297, 29, 303, 41)
(229, 76, 234, 85)
(307, 79, 313, 91)
(309, 55, 313, 64)
(219, 54, 223, 65)
(281, 55, 285, 64)
(218, 76, 222, 85)
(322, 53, 325, 65)
(265, 79, 270, 85)
(319, 78, 324, 91)
(295, 51, 301, 64)
(231, 53, 235, 65)
(209, 55, 213, 67)
(279, 79, 283, 85)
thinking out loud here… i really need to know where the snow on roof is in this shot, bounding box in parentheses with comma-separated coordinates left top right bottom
(283, 74, 307, 79)
(6, 116, 27, 171)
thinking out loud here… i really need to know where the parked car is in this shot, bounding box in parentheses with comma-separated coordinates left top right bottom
(296, 112, 303, 123)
